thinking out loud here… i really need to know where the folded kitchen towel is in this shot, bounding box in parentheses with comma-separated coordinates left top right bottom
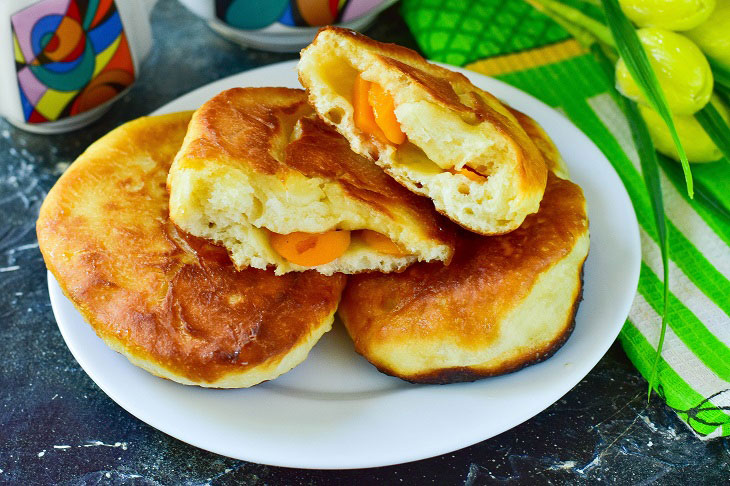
(402, 0, 730, 439)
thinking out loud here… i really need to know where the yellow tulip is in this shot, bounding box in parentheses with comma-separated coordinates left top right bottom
(619, 0, 716, 31)
(616, 28, 713, 115)
(639, 96, 729, 163)
(686, 0, 730, 71)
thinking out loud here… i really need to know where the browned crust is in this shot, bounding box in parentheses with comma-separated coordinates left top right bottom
(505, 106, 564, 175)
(178, 87, 455, 250)
(377, 56, 472, 115)
(338, 174, 589, 384)
(301, 26, 475, 92)
(37, 112, 346, 385)
(371, 264, 586, 384)
(179, 87, 311, 176)
(301, 27, 547, 199)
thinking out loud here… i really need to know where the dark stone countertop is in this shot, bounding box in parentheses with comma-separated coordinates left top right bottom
(1, 1, 729, 484)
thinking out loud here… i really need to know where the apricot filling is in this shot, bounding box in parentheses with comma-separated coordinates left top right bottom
(368, 82, 406, 144)
(353, 75, 488, 184)
(353, 75, 405, 145)
(269, 228, 408, 267)
(358, 230, 406, 256)
(449, 167, 488, 182)
(353, 75, 386, 142)
(269, 230, 351, 267)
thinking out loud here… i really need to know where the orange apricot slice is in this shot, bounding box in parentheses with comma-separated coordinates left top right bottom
(368, 81, 406, 145)
(269, 230, 351, 267)
(353, 75, 387, 142)
(449, 167, 487, 183)
(359, 230, 406, 256)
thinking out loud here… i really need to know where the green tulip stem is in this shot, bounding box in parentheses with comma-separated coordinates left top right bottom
(524, 0, 602, 52)
(527, 0, 615, 48)
(710, 61, 730, 91)
(695, 101, 730, 165)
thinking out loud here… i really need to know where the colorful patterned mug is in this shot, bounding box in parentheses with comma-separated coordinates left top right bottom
(0, 0, 157, 134)
(178, 0, 397, 52)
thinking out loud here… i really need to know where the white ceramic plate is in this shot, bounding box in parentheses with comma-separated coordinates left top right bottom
(49, 60, 641, 469)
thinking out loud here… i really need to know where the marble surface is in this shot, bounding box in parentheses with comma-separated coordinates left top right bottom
(1, 1, 729, 484)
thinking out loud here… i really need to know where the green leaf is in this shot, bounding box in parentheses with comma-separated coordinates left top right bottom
(600, 0, 694, 198)
(695, 100, 730, 163)
(591, 43, 621, 97)
(660, 159, 730, 223)
(590, 43, 669, 401)
(710, 61, 730, 91)
(717, 84, 730, 105)
(628, 99, 670, 401)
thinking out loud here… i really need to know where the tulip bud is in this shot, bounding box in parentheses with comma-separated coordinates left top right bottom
(619, 0, 716, 31)
(639, 96, 729, 163)
(686, 0, 730, 71)
(616, 28, 713, 115)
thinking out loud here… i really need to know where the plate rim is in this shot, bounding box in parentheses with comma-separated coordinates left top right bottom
(48, 60, 641, 469)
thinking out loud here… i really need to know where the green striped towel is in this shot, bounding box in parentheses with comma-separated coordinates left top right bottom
(402, 0, 730, 439)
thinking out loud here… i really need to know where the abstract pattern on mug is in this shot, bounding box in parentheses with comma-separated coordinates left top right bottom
(214, 0, 387, 29)
(11, 0, 135, 124)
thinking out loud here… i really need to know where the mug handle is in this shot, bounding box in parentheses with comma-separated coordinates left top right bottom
(177, 0, 215, 20)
